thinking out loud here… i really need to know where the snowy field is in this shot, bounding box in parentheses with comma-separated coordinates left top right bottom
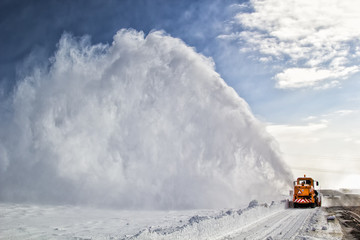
(0, 201, 343, 240)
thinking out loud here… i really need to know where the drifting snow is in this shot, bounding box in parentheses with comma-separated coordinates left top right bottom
(0, 29, 292, 209)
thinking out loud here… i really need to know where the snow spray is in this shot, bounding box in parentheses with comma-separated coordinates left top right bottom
(0, 29, 292, 209)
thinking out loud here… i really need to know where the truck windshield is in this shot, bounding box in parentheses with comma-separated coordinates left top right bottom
(298, 180, 312, 185)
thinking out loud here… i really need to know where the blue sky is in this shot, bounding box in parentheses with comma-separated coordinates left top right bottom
(1, 0, 359, 189)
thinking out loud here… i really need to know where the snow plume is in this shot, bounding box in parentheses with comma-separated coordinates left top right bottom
(0, 29, 292, 209)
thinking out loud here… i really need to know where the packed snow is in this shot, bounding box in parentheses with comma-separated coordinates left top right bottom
(0, 201, 343, 240)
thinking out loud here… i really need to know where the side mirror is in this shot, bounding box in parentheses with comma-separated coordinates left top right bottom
(316, 181, 319, 186)
(293, 181, 296, 186)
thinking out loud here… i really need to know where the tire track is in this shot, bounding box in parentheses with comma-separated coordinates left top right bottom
(224, 209, 316, 240)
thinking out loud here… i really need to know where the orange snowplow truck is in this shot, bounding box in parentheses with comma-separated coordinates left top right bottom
(288, 175, 321, 208)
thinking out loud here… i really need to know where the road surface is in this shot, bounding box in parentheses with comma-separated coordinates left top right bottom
(221, 208, 343, 240)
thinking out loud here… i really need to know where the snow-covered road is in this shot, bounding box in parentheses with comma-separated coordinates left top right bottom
(222, 208, 314, 239)
(221, 208, 343, 240)
(0, 202, 343, 240)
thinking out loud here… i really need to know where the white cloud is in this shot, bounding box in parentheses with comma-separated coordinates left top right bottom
(275, 66, 359, 89)
(333, 110, 356, 116)
(267, 122, 328, 143)
(225, 0, 360, 89)
(322, 109, 358, 118)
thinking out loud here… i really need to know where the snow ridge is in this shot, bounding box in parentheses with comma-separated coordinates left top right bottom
(124, 201, 283, 240)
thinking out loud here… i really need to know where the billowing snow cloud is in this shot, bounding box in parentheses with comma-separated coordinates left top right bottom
(221, 0, 360, 89)
(0, 29, 292, 209)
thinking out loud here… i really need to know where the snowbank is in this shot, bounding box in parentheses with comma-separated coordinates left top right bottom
(0, 201, 285, 240)
(124, 201, 285, 239)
